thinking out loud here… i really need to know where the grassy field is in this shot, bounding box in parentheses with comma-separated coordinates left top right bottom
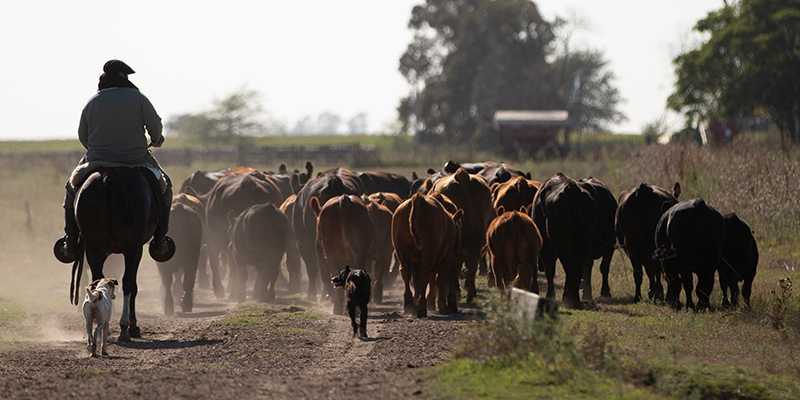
(0, 132, 798, 398)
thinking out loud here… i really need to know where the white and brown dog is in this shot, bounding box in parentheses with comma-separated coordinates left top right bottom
(82, 278, 118, 357)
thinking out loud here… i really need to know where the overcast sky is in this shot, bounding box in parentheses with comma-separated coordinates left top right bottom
(0, 0, 722, 141)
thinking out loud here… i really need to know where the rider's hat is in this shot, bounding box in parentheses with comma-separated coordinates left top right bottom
(103, 59, 135, 75)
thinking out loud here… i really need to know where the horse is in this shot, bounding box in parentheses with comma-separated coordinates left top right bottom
(57, 166, 174, 342)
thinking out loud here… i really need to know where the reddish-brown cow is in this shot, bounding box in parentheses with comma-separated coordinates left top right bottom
(486, 206, 542, 292)
(310, 194, 373, 314)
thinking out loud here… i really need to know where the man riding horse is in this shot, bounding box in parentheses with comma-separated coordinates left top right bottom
(57, 59, 172, 261)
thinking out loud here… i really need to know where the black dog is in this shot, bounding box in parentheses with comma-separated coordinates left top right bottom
(331, 265, 371, 339)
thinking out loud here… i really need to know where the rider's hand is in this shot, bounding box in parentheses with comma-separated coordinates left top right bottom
(151, 135, 165, 148)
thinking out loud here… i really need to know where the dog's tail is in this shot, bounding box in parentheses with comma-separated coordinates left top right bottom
(86, 287, 100, 302)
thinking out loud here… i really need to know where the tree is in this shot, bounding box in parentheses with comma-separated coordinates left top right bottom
(398, 0, 625, 145)
(347, 113, 369, 134)
(166, 87, 276, 142)
(668, 0, 800, 144)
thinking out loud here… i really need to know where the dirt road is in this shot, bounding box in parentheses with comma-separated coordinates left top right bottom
(0, 270, 481, 400)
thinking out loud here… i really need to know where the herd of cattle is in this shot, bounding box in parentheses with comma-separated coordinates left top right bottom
(158, 159, 759, 318)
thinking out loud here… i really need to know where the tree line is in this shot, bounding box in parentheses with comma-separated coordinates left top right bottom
(168, 0, 800, 148)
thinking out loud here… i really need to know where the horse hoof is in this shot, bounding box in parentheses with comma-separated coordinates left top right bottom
(118, 333, 131, 343)
(130, 326, 142, 338)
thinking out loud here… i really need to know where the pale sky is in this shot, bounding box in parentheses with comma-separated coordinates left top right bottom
(0, 1, 722, 141)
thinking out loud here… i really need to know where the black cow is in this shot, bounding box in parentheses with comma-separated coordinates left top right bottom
(719, 213, 758, 308)
(476, 162, 531, 186)
(530, 172, 598, 308)
(615, 182, 681, 302)
(157, 202, 203, 315)
(577, 177, 618, 301)
(229, 203, 289, 303)
(357, 171, 412, 199)
(653, 198, 725, 310)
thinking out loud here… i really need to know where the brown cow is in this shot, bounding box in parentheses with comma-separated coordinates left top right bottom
(367, 192, 403, 212)
(310, 194, 373, 314)
(205, 172, 283, 298)
(616, 182, 681, 302)
(361, 195, 394, 304)
(292, 168, 366, 301)
(229, 203, 289, 303)
(491, 175, 541, 214)
(486, 206, 542, 292)
(429, 168, 493, 304)
(279, 194, 303, 295)
(392, 193, 462, 317)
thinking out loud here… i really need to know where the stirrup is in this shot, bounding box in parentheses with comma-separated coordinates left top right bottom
(149, 236, 175, 262)
(54, 236, 80, 263)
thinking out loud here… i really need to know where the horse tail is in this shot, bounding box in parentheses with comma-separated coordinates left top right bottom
(70, 254, 84, 306)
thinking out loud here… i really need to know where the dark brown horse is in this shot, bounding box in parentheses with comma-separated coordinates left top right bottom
(64, 167, 174, 342)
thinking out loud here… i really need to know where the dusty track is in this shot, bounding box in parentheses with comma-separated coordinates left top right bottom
(0, 269, 480, 400)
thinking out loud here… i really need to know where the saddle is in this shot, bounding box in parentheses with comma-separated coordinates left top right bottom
(69, 160, 167, 193)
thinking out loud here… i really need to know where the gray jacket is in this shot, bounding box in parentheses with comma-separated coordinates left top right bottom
(78, 87, 163, 164)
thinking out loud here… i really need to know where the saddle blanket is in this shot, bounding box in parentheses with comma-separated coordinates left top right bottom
(69, 161, 167, 193)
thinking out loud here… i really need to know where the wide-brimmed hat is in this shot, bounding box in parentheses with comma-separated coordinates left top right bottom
(103, 59, 135, 75)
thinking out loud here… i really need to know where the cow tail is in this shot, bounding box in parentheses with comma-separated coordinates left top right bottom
(409, 194, 423, 248)
(652, 214, 676, 260)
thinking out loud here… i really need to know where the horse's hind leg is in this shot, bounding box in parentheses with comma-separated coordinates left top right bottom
(119, 250, 142, 342)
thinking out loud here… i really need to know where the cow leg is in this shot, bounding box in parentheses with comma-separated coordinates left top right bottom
(695, 272, 713, 310)
(719, 277, 731, 308)
(372, 253, 391, 304)
(465, 249, 480, 304)
(491, 255, 506, 291)
(599, 250, 612, 298)
(181, 257, 198, 313)
(540, 250, 557, 300)
(729, 281, 740, 308)
(414, 271, 430, 318)
(647, 260, 665, 302)
(158, 263, 175, 315)
(681, 272, 695, 311)
(426, 273, 437, 311)
(742, 278, 753, 307)
(401, 263, 414, 316)
(206, 242, 226, 299)
(627, 246, 645, 302)
(580, 257, 594, 302)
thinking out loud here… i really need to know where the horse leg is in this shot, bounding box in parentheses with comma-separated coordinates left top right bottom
(119, 249, 142, 342)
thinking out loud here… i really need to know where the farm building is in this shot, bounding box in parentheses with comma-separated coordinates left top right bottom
(492, 110, 571, 156)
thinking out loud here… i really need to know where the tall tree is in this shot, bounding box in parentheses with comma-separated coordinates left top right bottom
(398, 0, 624, 144)
(668, 0, 800, 143)
(166, 87, 274, 142)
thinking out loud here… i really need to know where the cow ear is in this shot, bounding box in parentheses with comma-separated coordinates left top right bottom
(452, 209, 464, 222)
(310, 197, 321, 216)
(412, 171, 419, 181)
(490, 182, 499, 195)
(278, 163, 287, 174)
(427, 168, 436, 175)
(526, 172, 531, 179)
(424, 178, 433, 192)
(496, 206, 505, 217)
(520, 205, 528, 214)
(672, 182, 682, 198)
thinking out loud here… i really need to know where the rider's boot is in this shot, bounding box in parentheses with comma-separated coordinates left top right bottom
(152, 189, 172, 255)
(61, 206, 79, 259)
